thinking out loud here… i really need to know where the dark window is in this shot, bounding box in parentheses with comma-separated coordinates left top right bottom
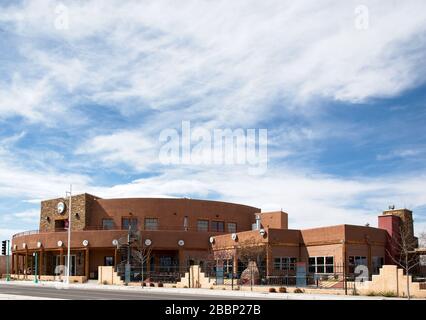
(211, 221, 225, 232)
(274, 257, 297, 271)
(308, 256, 334, 274)
(122, 217, 138, 231)
(227, 222, 237, 233)
(197, 220, 209, 232)
(349, 256, 367, 273)
(104, 256, 114, 266)
(144, 218, 158, 230)
(102, 219, 114, 230)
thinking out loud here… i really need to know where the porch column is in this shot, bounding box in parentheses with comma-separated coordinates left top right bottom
(178, 249, 185, 272)
(147, 251, 151, 273)
(11, 253, 15, 275)
(39, 249, 44, 279)
(60, 248, 64, 266)
(24, 251, 28, 279)
(266, 244, 272, 278)
(114, 247, 118, 269)
(85, 248, 90, 279)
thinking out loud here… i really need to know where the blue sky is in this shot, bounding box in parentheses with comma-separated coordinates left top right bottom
(1, 0, 426, 240)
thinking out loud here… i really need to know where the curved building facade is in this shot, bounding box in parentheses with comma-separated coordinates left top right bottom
(11, 194, 260, 280)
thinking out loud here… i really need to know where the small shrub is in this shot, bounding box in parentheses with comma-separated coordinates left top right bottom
(210, 286, 214, 290)
(157, 282, 164, 287)
(102, 280, 108, 285)
(279, 287, 287, 293)
(184, 285, 188, 288)
(269, 288, 276, 293)
(150, 282, 155, 287)
(293, 288, 304, 293)
(381, 291, 397, 297)
(142, 282, 146, 287)
(222, 287, 226, 290)
(366, 291, 378, 296)
(123, 282, 128, 286)
(172, 285, 176, 288)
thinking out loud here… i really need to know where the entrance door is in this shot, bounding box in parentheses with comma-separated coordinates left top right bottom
(55, 255, 77, 276)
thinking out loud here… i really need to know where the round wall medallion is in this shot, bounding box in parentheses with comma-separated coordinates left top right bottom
(259, 229, 266, 237)
(57, 240, 63, 247)
(112, 239, 118, 246)
(209, 236, 215, 244)
(22, 243, 27, 249)
(178, 240, 185, 247)
(231, 233, 238, 241)
(37, 241, 42, 248)
(57, 202, 66, 215)
(144, 239, 152, 246)
(82, 240, 89, 247)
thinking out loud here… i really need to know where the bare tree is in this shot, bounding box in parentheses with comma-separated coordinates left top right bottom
(386, 223, 420, 299)
(130, 232, 153, 283)
(236, 237, 266, 267)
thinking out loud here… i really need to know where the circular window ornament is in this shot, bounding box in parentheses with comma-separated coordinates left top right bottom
(57, 240, 63, 247)
(145, 239, 152, 246)
(57, 202, 66, 215)
(112, 239, 118, 246)
(178, 240, 185, 247)
(82, 240, 89, 247)
(37, 241, 42, 248)
(259, 229, 266, 237)
(209, 236, 215, 244)
(231, 233, 238, 241)
(22, 243, 27, 249)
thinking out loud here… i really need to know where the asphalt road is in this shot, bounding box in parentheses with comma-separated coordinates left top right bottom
(0, 284, 259, 300)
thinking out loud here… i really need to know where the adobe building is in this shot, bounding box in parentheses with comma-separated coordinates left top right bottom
(9, 193, 418, 282)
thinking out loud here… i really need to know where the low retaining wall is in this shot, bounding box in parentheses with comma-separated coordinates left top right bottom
(356, 265, 426, 298)
(9, 274, 87, 283)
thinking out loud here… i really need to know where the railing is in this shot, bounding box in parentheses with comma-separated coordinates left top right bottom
(12, 230, 40, 239)
(12, 225, 227, 239)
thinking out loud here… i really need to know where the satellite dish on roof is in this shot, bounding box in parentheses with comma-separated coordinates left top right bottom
(388, 205, 395, 210)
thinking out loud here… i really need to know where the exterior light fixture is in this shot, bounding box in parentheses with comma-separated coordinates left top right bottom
(82, 240, 89, 247)
(259, 229, 266, 237)
(145, 239, 152, 246)
(178, 240, 185, 246)
(22, 243, 27, 249)
(231, 233, 238, 241)
(57, 240, 63, 247)
(75, 213, 80, 220)
(209, 237, 215, 244)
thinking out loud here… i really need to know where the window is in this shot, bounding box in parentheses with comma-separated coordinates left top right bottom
(122, 217, 138, 231)
(372, 256, 384, 274)
(102, 219, 114, 230)
(349, 256, 367, 273)
(144, 218, 158, 230)
(273, 257, 297, 271)
(211, 221, 225, 232)
(104, 256, 114, 266)
(308, 256, 334, 274)
(227, 222, 237, 233)
(197, 220, 209, 232)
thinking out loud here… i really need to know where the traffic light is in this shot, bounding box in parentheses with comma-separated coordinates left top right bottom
(1, 240, 6, 255)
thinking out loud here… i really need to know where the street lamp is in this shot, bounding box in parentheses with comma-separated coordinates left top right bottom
(65, 184, 72, 285)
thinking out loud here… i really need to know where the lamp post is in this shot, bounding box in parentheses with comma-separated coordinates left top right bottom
(33, 252, 38, 284)
(65, 184, 72, 285)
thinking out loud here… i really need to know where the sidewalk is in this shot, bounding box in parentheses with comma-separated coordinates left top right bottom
(0, 280, 406, 300)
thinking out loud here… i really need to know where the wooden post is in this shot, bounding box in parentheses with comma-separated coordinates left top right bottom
(114, 247, 118, 269)
(39, 249, 44, 279)
(11, 253, 15, 275)
(85, 248, 90, 280)
(24, 251, 28, 279)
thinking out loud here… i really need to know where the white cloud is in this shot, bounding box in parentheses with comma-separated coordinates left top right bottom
(0, 0, 425, 125)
